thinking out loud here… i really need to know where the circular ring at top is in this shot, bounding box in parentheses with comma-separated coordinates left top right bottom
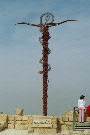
(40, 12, 54, 25)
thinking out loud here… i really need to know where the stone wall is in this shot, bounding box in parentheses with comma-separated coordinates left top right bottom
(2, 114, 58, 134)
(0, 114, 8, 131)
(57, 111, 74, 134)
(0, 110, 90, 134)
(59, 110, 90, 135)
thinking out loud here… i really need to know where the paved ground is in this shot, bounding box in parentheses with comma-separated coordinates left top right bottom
(0, 129, 90, 135)
(0, 129, 28, 135)
(0, 129, 60, 135)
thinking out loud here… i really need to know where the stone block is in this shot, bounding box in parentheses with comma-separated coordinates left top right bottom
(61, 130, 71, 135)
(28, 127, 34, 133)
(61, 124, 68, 131)
(65, 122, 73, 126)
(0, 114, 8, 122)
(68, 111, 73, 122)
(8, 121, 15, 124)
(61, 122, 73, 132)
(51, 118, 57, 128)
(32, 117, 52, 128)
(58, 117, 64, 125)
(0, 123, 5, 131)
(8, 115, 15, 121)
(16, 108, 24, 116)
(15, 120, 28, 125)
(0, 121, 7, 131)
(33, 128, 57, 134)
(15, 124, 28, 130)
(62, 114, 69, 122)
(8, 124, 15, 129)
(51, 118, 57, 124)
(15, 115, 22, 121)
(28, 116, 33, 126)
(47, 128, 57, 134)
(52, 124, 57, 128)
(22, 115, 28, 121)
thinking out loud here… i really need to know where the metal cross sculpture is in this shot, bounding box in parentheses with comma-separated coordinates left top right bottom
(17, 12, 77, 116)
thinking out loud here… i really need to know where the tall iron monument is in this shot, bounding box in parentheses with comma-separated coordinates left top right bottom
(17, 12, 77, 116)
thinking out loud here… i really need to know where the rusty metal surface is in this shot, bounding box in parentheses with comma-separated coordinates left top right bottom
(39, 25, 51, 116)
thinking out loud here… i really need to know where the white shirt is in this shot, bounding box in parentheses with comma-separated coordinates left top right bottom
(78, 99, 85, 109)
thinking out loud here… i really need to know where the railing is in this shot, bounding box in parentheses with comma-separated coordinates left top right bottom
(73, 106, 79, 130)
(73, 106, 90, 130)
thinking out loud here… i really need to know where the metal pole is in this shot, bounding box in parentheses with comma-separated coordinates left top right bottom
(42, 26, 49, 116)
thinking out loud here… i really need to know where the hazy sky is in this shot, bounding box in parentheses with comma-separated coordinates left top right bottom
(0, 0, 90, 116)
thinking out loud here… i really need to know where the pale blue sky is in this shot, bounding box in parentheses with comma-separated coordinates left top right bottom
(0, 0, 90, 115)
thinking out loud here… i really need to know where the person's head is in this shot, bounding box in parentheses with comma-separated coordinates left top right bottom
(80, 95, 85, 99)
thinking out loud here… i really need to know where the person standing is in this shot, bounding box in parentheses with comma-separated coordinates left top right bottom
(78, 95, 85, 122)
